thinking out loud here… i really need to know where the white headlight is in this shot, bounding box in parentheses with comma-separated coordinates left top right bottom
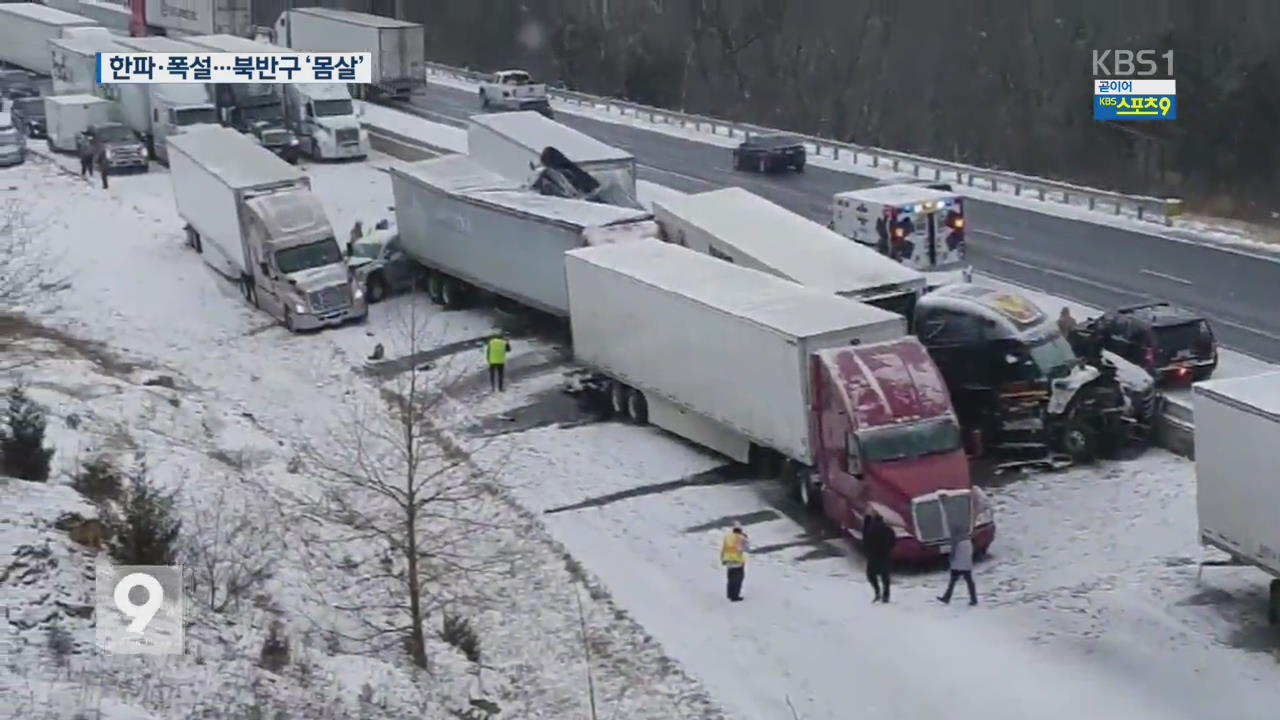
(294, 303, 307, 314)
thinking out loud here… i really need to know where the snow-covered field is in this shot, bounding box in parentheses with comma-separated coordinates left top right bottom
(421, 71, 1280, 260)
(3, 141, 1279, 720)
(0, 151, 721, 719)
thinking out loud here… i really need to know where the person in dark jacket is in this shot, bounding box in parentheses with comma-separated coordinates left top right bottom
(78, 141, 94, 177)
(95, 146, 109, 189)
(863, 509, 896, 602)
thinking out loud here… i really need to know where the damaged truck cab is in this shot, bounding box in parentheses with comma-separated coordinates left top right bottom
(811, 338, 995, 561)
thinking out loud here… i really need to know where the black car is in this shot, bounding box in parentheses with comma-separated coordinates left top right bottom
(9, 97, 45, 139)
(733, 133, 805, 173)
(1086, 301, 1217, 385)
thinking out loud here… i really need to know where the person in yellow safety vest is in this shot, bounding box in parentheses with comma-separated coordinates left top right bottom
(484, 334, 512, 392)
(720, 526, 750, 602)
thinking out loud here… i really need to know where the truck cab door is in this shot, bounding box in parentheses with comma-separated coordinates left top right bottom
(247, 241, 282, 315)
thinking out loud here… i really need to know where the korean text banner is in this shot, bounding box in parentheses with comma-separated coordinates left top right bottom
(1093, 93, 1177, 121)
(96, 52, 373, 84)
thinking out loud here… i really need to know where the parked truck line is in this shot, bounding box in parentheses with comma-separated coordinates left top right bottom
(108, 34, 220, 164)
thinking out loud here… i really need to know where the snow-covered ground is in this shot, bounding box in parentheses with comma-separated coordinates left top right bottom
(0, 151, 721, 719)
(6, 139, 1279, 720)
(421, 71, 1280, 260)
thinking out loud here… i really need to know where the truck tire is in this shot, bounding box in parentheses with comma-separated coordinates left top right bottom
(1061, 421, 1096, 463)
(425, 272, 445, 304)
(609, 381, 628, 418)
(1270, 579, 1280, 625)
(625, 388, 648, 424)
(439, 277, 465, 309)
(366, 273, 388, 303)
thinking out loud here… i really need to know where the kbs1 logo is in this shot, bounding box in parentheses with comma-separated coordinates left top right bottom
(1092, 50, 1176, 121)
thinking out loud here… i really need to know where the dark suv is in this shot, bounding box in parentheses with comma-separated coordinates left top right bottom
(1086, 302, 1217, 385)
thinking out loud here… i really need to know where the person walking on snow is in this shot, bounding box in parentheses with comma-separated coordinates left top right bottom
(1057, 307, 1077, 337)
(938, 530, 978, 606)
(78, 140, 94, 178)
(720, 525, 749, 602)
(484, 333, 511, 392)
(95, 146, 109, 189)
(863, 509, 896, 603)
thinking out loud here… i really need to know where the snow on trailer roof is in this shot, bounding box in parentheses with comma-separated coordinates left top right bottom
(50, 34, 123, 56)
(45, 94, 110, 106)
(294, 83, 354, 101)
(0, 3, 98, 25)
(571, 240, 902, 339)
(169, 126, 304, 190)
(836, 183, 957, 207)
(659, 187, 923, 292)
(469, 112, 634, 163)
(114, 36, 210, 53)
(1194, 371, 1280, 420)
(394, 154, 651, 230)
(293, 7, 421, 28)
(184, 34, 279, 54)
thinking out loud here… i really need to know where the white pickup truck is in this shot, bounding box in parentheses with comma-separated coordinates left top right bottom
(478, 70, 553, 117)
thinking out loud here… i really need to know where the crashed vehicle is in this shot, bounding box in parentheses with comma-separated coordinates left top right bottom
(346, 220, 418, 303)
(915, 284, 1157, 463)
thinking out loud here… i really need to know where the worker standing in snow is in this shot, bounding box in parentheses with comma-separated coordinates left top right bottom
(720, 526, 749, 602)
(863, 509, 896, 603)
(1057, 307, 1077, 337)
(937, 530, 978, 606)
(484, 333, 511, 392)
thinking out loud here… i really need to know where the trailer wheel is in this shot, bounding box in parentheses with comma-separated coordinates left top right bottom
(1269, 579, 1280, 625)
(425, 272, 444, 304)
(609, 381, 629, 418)
(440, 277, 466, 309)
(625, 388, 648, 424)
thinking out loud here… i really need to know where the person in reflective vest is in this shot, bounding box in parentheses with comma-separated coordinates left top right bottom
(720, 526, 749, 602)
(484, 334, 512, 392)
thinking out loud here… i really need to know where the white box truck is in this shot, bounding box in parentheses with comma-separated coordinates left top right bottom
(467, 111, 637, 199)
(44, 94, 113, 152)
(168, 125, 367, 331)
(140, 0, 251, 38)
(0, 3, 99, 75)
(389, 154, 658, 314)
(49, 33, 121, 95)
(274, 7, 424, 100)
(106, 35, 219, 164)
(654, 187, 926, 318)
(1194, 371, 1280, 624)
(566, 239, 907, 465)
(68, 0, 132, 35)
(281, 83, 368, 161)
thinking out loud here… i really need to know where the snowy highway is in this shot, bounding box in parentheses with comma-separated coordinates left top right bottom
(402, 82, 1280, 364)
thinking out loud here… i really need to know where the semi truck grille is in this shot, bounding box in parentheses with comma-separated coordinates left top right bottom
(911, 490, 973, 545)
(336, 128, 359, 145)
(262, 130, 289, 146)
(309, 285, 352, 312)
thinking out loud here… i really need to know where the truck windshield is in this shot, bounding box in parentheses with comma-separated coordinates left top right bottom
(275, 238, 344, 274)
(176, 107, 218, 126)
(95, 126, 135, 143)
(243, 104, 283, 121)
(860, 418, 963, 462)
(1028, 331, 1077, 379)
(313, 99, 354, 117)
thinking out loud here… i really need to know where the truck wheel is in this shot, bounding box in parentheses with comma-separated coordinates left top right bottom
(1061, 421, 1096, 463)
(609, 381, 628, 418)
(440, 277, 466, 309)
(625, 388, 648, 424)
(1270, 579, 1280, 625)
(425, 272, 444, 304)
(366, 274, 388, 303)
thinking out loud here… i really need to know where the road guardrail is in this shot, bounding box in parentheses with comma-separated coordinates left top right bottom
(423, 62, 1184, 226)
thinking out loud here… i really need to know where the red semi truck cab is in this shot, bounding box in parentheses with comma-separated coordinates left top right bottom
(810, 336, 995, 562)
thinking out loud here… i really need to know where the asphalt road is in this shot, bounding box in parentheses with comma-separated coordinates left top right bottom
(404, 84, 1280, 363)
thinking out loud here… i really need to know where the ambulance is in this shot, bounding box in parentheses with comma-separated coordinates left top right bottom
(831, 184, 972, 289)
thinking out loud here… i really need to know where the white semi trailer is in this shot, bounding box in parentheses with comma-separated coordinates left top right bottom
(467, 111, 638, 199)
(273, 7, 424, 100)
(1194, 371, 1280, 624)
(0, 3, 98, 75)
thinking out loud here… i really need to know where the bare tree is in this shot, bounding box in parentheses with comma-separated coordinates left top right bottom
(0, 199, 55, 312)
(289, 300, 514, 670)
(181, 482, 284, 614)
